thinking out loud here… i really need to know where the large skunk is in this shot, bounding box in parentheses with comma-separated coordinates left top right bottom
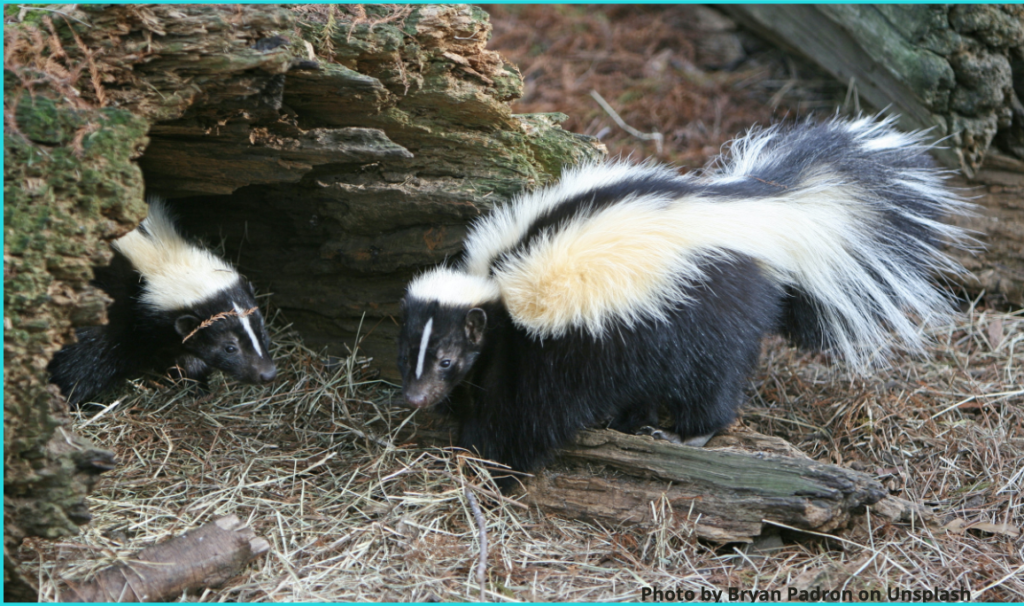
(49, 198, 277, 406)
(397, 115, 970, 477)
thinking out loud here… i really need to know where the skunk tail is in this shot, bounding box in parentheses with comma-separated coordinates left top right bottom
(705, 114, 971, 367)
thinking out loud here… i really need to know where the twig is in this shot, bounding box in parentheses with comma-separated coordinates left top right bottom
(842, 76, 861, 115)
(439, 470, 529, 510)
(152, 427, 175, 480)
(589, 90, 663, 154)
(464, 484, 488, 599)
(182, 307, 258, 343)
(76, 399, 123, 429)
(973, 563, 1024, 600)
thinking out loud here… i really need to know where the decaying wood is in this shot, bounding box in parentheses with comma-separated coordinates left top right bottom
(402, 420, 909, 543)
(60, 516, 269, 602)
(722, 5, 1024, 177)
(722, 4, 1024, 307)
(950, 161, 1024, 307)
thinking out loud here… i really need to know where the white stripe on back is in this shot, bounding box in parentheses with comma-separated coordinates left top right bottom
(234, 302, 264, 358)
(415, 318, 433, 379)
(115, 199, 240, 311)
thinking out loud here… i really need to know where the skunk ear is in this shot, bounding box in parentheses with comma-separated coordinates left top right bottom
(174, 315, 201, 338)
(465, 308, 487, 345)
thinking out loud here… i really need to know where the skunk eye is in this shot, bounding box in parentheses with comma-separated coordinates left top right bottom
(224, 344, 238, 354)
(439, 359, 451, 368)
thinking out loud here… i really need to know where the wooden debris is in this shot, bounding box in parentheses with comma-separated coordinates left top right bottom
(61, 516, 269, 602)
(403, 420, 891, 543)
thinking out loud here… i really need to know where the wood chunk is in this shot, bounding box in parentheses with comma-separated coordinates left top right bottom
(403, 420, 887, 543)
(61, 516, 269, 602)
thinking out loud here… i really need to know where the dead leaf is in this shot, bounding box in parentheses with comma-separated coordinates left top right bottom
(943, 518, 966, 534)
(987, 317, 1004, 350)
(944, 518, 1020, 538)
(966, 522, 1020, 538)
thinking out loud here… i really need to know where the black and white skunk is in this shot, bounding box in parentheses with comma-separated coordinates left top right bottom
(397, 115, 970, 477)
(48, 198, 277, 406)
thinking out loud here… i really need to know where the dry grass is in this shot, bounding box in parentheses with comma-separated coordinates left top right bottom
(16, 300, 1023, 602)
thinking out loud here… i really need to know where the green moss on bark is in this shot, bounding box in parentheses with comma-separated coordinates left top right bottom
(4, 90, 148, 550)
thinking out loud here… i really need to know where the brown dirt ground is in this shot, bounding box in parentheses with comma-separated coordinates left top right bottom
(484, 4, 848, 168)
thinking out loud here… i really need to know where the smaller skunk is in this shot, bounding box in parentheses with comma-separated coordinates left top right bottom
(48, 198, 277, 406)
(398, 115, 971, 480)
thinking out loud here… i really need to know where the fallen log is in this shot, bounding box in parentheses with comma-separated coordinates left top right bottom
(721, 5, 1024, 176)
(60, 516, 269, 602)
(720, 5, 1024, 306)
(401, 420, 927, 543)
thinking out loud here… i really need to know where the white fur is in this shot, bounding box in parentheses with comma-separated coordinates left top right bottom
(462, 161, 686, 278)
(234, 301, 265, 358)
(416, 317, 433, 379)
(407, 266, 500, 307)
(459, 116, 969, 369)
(113, 198, 239, 311)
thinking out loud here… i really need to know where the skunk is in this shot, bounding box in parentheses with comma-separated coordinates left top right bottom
(397, 115, 970, 477)
(48, 198, 277, 406)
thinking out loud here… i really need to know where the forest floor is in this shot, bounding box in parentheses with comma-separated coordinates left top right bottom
(17, 5, 1023, 602)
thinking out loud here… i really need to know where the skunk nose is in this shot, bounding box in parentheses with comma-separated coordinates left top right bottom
(259, 367, 277, 383)
(403, 389, 428, 408)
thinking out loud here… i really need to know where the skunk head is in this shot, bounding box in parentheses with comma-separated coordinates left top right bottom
(174, 279, 277, 385)
(115, 198, 277, 386)
(398, 268, 498, 408)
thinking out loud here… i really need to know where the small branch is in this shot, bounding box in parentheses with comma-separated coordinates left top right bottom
(76, 399, 123, 429)
(61, 516, 270, 602)
(464, 485, 489, 600)
(590, 90, 663, 154)
(182, 307, 258, 343)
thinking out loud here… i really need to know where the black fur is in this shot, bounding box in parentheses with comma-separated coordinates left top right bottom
(48, 231, 276, 407)
(400, 256, 780, 478)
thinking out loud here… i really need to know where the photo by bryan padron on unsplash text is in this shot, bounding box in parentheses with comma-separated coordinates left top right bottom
(639, 584, 971, 602)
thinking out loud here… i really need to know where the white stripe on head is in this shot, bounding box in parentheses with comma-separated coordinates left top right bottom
(415, 317, 433, 379)
(233, 302, 264, 358)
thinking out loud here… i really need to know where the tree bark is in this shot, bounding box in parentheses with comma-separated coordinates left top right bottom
(402, 420, 918, 544)
(4, 8, 297, 590)
(722, 5, 1024, 175)
(60, 516, 269, 602)
(722, 4, 1024, 306)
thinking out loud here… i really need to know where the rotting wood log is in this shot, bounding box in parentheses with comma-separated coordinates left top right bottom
(949, 158, 1024, 307)
(135, 6, 605, 375)
(721, 5, 1024, 176)
(60, 516, 269, 603)
(400, 420, 925, 544)
(721, 4, 1024, 307)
